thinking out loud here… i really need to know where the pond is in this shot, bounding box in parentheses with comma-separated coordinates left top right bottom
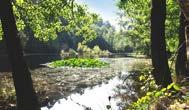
(40, 58, 138, 110)
(41, 72, 129, 110)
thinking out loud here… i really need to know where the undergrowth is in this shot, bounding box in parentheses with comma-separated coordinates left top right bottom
(0, 76, 16, 109)
(126, 60, 188, 110)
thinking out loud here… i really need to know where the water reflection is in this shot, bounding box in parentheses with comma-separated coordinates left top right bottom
(41, 72, 128, 110)
(41, 58, 140, 110)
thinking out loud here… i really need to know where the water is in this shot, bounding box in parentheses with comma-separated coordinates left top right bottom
(41, 72, 128, 110)
(41, 58, 137, 110)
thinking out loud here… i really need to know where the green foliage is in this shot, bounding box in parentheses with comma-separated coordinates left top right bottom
(129, 61, 157, 93)
(91, 19, 132, 52)
(129, 83, 181, 110)
(128, 61, 181, 110)
(77, 43, 109, 57)
(0, 22, 2, 40)
(117, 0, 180, 54)
(60, 49, 78, 58)
(77, 43, 91, 54)
(49, 58, 109, 68)
(117, 0, 151, 54)
(0, 0, 98, 43)
(127, 61, 182, 110)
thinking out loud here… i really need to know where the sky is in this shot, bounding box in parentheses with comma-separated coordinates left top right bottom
(76, 0, 120, 30)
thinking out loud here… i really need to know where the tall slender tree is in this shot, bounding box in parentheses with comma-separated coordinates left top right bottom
(151, 0, 172, 87)
(0, 0, 40, 110)
(175, 11, 188, 82)
(178, 0, 189, 77)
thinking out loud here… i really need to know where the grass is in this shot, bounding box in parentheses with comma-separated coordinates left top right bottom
(49, 58, 109, 68)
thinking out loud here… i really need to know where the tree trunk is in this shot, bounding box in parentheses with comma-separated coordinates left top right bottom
(178, 0, 189, 21)
(151, 0, 172, 87)
(175, 11, 188, 82)
(185, 25, 189, 73)
(0, 0, 40, 110)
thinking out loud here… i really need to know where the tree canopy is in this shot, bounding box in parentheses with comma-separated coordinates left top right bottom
(0, 0, 99, 42)
(117, 0, 180, 54)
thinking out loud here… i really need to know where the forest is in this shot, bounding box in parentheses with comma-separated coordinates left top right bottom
(0, 0, 189, 110)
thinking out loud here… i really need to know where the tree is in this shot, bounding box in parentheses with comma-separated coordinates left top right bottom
(0, 0, 98, 43)
(177, 0, 189, 77)
(0, 0, 40, 110)
(150, 0, 172, 87)
(118, 0, 175, 87)
(117, 0, 180, 55)
(89, 20, 117, 52)
(175, 11, 188, 81)
(118, 0, 151, 55)
(0, 0, 100, 109)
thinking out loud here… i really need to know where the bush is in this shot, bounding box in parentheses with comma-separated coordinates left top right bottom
(127, 61, 182, 110)
(60, 49, 78, 58)
(129, 83, 181, 110)
(77, 43, 109, 57)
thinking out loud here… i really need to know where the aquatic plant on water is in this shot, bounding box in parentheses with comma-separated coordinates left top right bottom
(49, 58, 109, 68)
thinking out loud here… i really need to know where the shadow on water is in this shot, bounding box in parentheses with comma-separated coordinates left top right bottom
(0, 54, 61, 72)
(41, 70, 141, 110)
(0, 53, 147, 72)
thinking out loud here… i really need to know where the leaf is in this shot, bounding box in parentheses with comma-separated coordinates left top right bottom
(141, 86, 145, 91)
(146, 92, 152, 96)
(161, 88, 167, 92)
(155, 91, 162, 97)
(17, 0, 24, 4)
(139, 75, 145, 81)
(173, 84, 181, 91)
(167, 83, 174, 90)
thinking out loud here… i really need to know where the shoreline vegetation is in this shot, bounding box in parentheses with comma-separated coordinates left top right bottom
(127, 60, 189, 110)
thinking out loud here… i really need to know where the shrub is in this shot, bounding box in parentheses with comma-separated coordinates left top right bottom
(127, 61, 182, 110)
(77, 43, 109, 57)
(129, 83, 181, 110)
(60, 49, 78, 58)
